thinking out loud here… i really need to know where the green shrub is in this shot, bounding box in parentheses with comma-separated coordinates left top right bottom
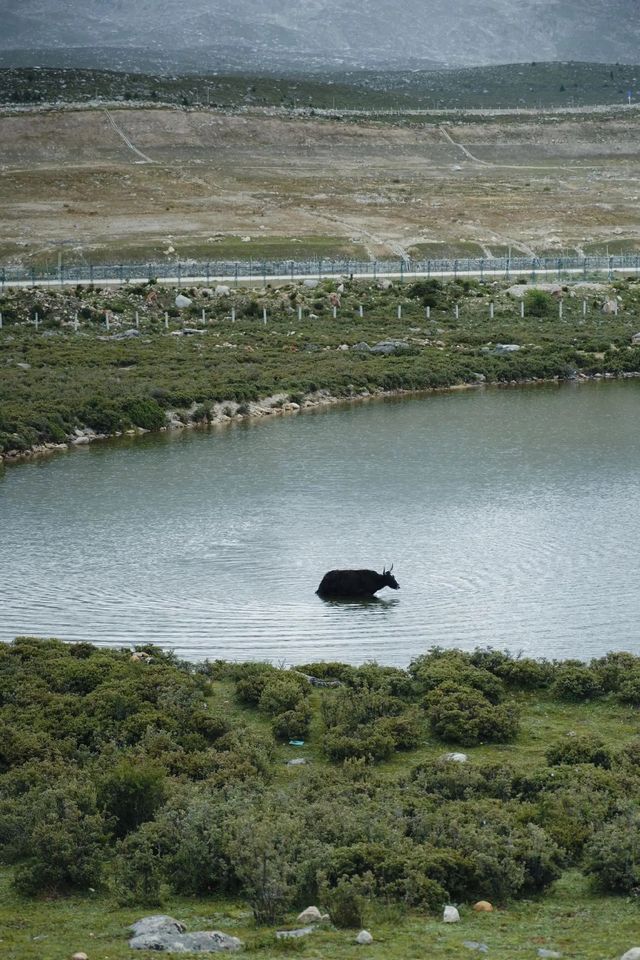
(323, 723, 395, 762)
(524, 289, 554, 317)
(259, 676, 310, 716)
(551, 665, 603, 701)
(98, 760, 167, 838)
(111, 821, 167, 906)
(234, 663, 279, 704)
(272, 704, 313, 741)
(584, 811, 640, 893)
(546, 735, 612, 769)
(323, 876, 367, 928)
(426, 683, 519, 745)
(12, 782, 108, 895)
(617, 671, 640, 705)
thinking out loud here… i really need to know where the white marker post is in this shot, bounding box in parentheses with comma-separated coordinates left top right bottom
(164, 311, 169, 330)
(397, 304, 402, 319)
(105, 311, 110, 331)
(74, 312, 79, 332)
(0, 312, 3, 330)
(490, 302, 494, 319)
(333, 305, 337, 319)
(201, 309, 205, 325)
(520, 301, 525, 318)
(34, 311, 39, 330)
(263, 307, 267, 325)
(454, 303, 459, 320)
(583, 299, 587, 317)
(231, 307, 236, 323)
(426, 306, 430, 320)
(297, 305, 302, 321)
(136, 311, 140, 329)
(559, 301, 563, 320)
(359, 304, 363, 318)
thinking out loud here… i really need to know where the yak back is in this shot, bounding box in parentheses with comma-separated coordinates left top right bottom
(317, 568, 391, 599)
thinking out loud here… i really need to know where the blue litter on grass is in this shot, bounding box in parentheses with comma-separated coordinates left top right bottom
(289, 740, 305, 746)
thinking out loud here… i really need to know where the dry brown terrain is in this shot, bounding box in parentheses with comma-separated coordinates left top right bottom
(1, 105, 640, 267)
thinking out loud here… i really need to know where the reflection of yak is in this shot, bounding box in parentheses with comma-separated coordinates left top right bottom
(316, 566, 399, 599)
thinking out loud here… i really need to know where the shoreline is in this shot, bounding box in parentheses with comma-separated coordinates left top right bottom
(2, 369, 636, 469)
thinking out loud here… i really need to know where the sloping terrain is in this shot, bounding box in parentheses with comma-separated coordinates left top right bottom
(1, 0, 639, 69)
(1, 105, 640, 266)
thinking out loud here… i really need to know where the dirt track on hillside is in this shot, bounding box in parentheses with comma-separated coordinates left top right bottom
(1, 106, 639, 265)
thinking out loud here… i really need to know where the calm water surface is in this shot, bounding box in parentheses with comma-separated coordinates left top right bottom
(2, 382, 640, 665)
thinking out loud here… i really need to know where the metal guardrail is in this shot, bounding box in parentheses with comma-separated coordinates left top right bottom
(1, 255, 639, 287)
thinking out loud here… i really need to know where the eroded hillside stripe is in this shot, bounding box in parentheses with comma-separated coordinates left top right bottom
(103, 108, 154, 164)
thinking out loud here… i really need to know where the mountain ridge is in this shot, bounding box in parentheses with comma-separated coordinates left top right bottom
(1, 0, 639, 70)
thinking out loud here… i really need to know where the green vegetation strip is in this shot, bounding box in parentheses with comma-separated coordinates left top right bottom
(3, 639, 640, 958)
(2, 276, 640, 459)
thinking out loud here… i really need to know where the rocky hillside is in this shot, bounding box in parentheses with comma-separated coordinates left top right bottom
(1, 0, 639, 71)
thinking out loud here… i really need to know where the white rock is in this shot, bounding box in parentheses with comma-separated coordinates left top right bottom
(297, 906, 322, 923)
(175, 294, 192, 309)
(241, 236, 251, 242)
(356, 930, 374, 945)
(443, 905, 460, 923)
(631, 332, 640, 345)
(443, 752, 468, 763)
(72, 954, 89, 960)
(303, 278, 319, 288)
(620, 950, 640, 960)
(215, 285, 231, 296)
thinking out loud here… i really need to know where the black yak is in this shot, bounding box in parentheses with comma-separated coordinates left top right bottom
(316, 565, 399, 599)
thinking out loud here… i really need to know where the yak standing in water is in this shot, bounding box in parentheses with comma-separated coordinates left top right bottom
(316, 565, 399, 599)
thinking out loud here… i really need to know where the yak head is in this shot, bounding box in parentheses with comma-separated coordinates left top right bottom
(381, 564, 399, 590)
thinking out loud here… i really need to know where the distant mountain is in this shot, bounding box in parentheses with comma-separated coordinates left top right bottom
(1, 0, 639, 71)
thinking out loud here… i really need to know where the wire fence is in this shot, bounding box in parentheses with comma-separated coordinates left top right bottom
(1, 254, 640, 288)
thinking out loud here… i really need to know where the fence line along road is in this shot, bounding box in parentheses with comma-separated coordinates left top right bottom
(1, 255, 639, 289)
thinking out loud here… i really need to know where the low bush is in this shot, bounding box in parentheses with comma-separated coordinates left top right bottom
(426, 682, 520, 745)
(546, 735, 612, 768)
(584, 811, 640, 893)
(551, 665, 603, 701)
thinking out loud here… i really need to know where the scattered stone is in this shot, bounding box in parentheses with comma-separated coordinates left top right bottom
(16, 361, 31, 369)
(276, 927, 314, 939)
(352, 341, 372, 352)
(443, 752, 468, 763)
(129, 917, 186, 938)
(303, 279, 319, 288)
(473, 901, 493, 912)
(493, 343, 521, 354)
(620, 951, 640, 960)
(338, 343, 349, 351)
(463, 942, 488, 953)
(215, 285, 231, 296)
(175, 294, 192, 309)
(370, 339, 410, 355)
(130, 931, 242, 952)
(71, 954, 89, 960)
(356, 930, 374, 944)
(296, 906, 322, 923)
(129, 917, 240, 953)
(631, 332, 640, 345)
(443, 905, 460, 923)
(602, 299, 619, 314)
(537, 950, 562, 958)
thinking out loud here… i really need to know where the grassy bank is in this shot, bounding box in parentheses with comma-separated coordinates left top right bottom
(3, 639, 640, 958)
(2, 276, 640, 460)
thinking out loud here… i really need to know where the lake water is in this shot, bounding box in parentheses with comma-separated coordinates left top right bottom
(2, 381, 640, 666)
